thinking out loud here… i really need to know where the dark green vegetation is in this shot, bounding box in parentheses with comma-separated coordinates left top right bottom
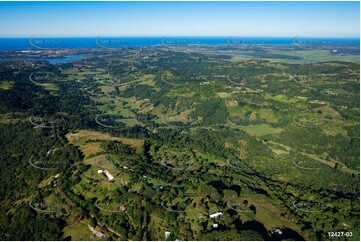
(0, 44, 359, 241)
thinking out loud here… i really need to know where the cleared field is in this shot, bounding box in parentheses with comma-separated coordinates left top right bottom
(62, 220, 104, 241)
(258, 109, 279, 123)
(166, 108, 195, 122)
(264, 94, 300, 104)
(302, 152, 359, 175)
(269, 50, 360, 64)
(0, 81, 14, 90)
(99, 85, 115, 94)
(227, 105, 252, 117)
(0, 113, 25, 124)
(66, 130, 144, 156)
(38, 176, 55, 188)
(243, 194, 305, 239)
(136, 74, 156, 85)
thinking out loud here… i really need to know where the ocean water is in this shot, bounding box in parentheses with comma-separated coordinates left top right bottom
(0, 37, 359, 51)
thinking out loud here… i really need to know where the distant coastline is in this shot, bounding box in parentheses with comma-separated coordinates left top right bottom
(0, 37, 359, 51)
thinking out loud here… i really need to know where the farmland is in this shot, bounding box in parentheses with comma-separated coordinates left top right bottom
(0, 42, 359, 241)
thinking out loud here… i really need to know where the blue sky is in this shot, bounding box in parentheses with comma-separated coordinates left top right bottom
(0, 1, 359, 37)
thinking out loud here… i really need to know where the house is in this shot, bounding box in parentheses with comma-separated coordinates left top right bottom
(103, 170, 115, 182)
(98, 170, 114, 182)
(88, 224, 105, 238)
(118, 204, 126, 212)
(212, 223, 218, 228)
(95, 232, 104, 238)
(54, 173, 60, 179)
(165, 231, 171, 239)
(209, 212, 223, 218)
(272, 228, 285, 240)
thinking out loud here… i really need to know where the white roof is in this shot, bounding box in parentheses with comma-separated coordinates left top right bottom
(95, 232, 104, 238)
(103, 170, 114, 181)
(209, 212, 223, 218)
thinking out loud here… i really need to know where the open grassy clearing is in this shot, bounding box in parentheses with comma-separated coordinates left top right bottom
(66, 130, 144, 156)
(241, 124, 284, 137)
(270, 50, 360, 64)
(0, 81, 14, 90)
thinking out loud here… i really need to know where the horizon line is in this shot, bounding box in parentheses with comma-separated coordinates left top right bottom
(0, 35, 359, 38)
